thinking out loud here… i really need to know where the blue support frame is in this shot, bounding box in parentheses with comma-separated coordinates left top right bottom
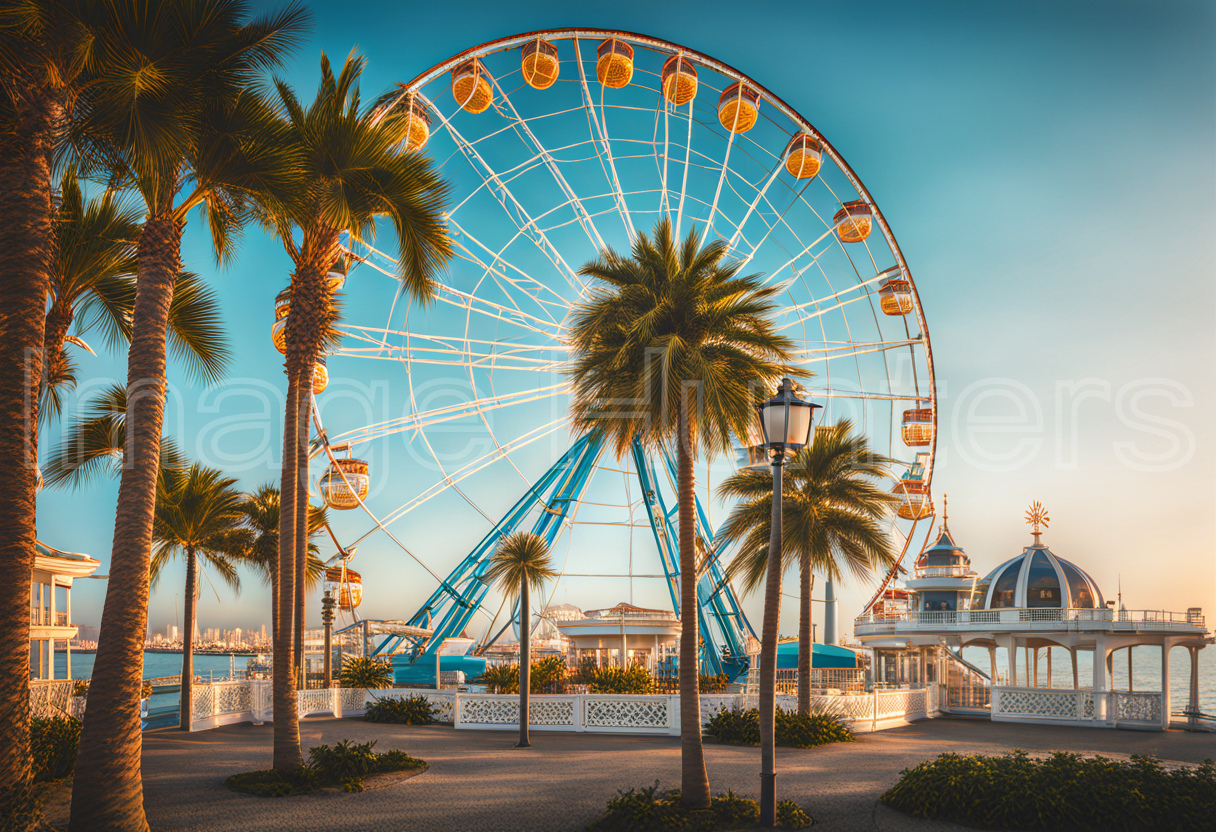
(381, 432, 753, 685)
(379, 434, 604, 677)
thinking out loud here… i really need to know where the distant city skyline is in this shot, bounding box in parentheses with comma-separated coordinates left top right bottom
(40, 0, 1215, 641)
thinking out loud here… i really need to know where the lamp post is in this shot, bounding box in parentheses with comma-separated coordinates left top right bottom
(321, 591, 336, 687)
(757, 377, 818, 827)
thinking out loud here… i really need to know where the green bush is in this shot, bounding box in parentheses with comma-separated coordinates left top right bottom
(881, 750, 1216, 832)
(339, 656, 393, 689)
(226, 738, 427, 797)
(569, 662, 655, 694)
(30, 715, 81, 782)
(776, 800, 813, 829)
(363, 694, 435, 725)
(474, 657, 569, 694)
(586, 782, 762, 831)
(700, 673, 731, 694)
(704, 706, 853, 748)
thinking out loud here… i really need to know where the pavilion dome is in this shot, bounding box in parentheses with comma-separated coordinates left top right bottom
(978, 541, 1103, 610)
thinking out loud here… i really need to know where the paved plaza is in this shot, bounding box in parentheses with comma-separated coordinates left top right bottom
(84, 717, 1216, 831)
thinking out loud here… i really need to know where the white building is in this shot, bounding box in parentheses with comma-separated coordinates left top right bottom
(854, 507, 1211, 730)
(30, 540, 100, 680)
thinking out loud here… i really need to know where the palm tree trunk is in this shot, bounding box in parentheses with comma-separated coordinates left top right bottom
(677, 396, 710, 809)
(0, 99, 55, 822)
(42, 300, 72, 404)
(797, 561, 814, 716)
(71, 213, 182, 832)
(180, 549, 197, 730)
(517, 580, 531, 748)
(273, 369, 302, 770)
(759, 460, 784, 827)
(293, 368, 312, 690)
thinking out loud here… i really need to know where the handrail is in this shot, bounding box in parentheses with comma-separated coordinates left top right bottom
(856, 607, 1206, 628)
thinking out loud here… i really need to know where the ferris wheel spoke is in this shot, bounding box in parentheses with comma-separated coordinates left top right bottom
(355, 418, 568, 540)
(448, 219, 569, 313)
(674, 101, 695, 237)
(329, 384, 565, 448)
(488, 73, 611, 254)
(792, 338, 923, 364)
(702, 121, 738, 242)
(574, 37, 637, 242)
(725, 158, 784, 252)
(423, 95, 587, 294)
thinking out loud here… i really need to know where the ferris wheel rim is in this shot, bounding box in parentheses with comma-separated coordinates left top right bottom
(381, 27, 938, 483)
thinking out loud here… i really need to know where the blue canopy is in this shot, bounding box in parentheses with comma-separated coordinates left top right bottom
(775, 641, 857, 670)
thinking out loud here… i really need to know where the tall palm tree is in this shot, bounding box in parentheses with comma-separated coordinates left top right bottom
(69, 4, 307, 829)
(567, 217, 792, 808)
(43, 167, 230, 424)
(256, 51, 450, 771)
(482, 531, 557, 749)
(237, 484, 327, 648)
(0, 1, 96, 810)
(719, 420, 899, 713)
(150, 464, 250, 730)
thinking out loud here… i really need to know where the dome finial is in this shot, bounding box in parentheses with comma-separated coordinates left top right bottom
(1025, 501, 1049, 543)
(939, 494, 949, 534)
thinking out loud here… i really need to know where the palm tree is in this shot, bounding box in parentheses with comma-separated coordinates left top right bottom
(482, 531, 557, 748)
(566, 217, 792, 808)
(719, 420, 899, 713)
(150, 464, 250, 730)
(237, 484, 327, 649)
(256, 51, 450, 771)
(0, 1, 96, 809)
(43, 167, 230, 424)
(68, 4, 307, 829)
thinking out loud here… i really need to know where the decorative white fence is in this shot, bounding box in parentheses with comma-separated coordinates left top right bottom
(184, 683, 941, 735)
(991, 686, 1163, 729)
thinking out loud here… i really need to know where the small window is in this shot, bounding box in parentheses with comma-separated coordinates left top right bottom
(990, 563, 1019, 608)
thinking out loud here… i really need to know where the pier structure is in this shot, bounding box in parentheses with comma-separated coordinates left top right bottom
(854, 504, 1211, 730)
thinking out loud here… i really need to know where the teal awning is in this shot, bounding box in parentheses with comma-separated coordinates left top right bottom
(775, 641, 857, 669)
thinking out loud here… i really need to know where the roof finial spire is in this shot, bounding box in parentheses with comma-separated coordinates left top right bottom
(939, 494, 949, 535)
(1025, 501, 1049, 544)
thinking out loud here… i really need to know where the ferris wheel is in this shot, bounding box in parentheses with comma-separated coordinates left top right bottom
(298, 30, 937, 683)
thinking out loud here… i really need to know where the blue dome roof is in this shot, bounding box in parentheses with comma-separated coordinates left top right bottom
(979, 544, 1103, 610)
(916, 527, 970, 569)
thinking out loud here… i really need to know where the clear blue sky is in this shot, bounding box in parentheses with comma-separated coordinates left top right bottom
(39, 0, 1215, 640)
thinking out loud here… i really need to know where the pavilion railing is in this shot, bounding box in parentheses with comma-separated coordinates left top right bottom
(855, 607, 1206, 631)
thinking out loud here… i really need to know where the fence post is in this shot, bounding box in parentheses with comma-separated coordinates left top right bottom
(333, 686, 341, 719)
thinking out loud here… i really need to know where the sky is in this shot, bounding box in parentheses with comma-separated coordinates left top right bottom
(38, 0, 1215, 645)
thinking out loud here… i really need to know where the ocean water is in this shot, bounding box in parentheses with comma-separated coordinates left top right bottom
(54, 650, 256, 682)
(961, 643, 1216, 714)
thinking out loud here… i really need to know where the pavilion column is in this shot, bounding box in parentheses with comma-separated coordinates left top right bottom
(1187, 646, 1200, 727)
(1046, 647, 1052, 689)
(987, 647, 996, 683)
(1160, 640, 1172, 730)
(1127, 646, 1133, 692)
(1106, 650, 1114, 691)
(1092, 635, 1107, 721)
(1070, 647, 1078, 689)
(66, 586, 73, 679)
(1000, 635, 1017, 686)
(1033, 648, 1039, 688)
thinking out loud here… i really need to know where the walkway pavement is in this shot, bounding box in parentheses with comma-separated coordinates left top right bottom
(127, 716, 1213, 831)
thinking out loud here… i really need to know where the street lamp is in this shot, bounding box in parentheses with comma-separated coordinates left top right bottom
(757, 377, 818, 827)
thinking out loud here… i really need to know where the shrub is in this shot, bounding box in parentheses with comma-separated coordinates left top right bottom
(881, 750, 1216, 832)
(704, 706, 853, 748)
(776, 800, 812, 829)
(586, 782, 762, 831)
(700, 673, 731, 694)
(569, 662, 655, 694)
(339, 656, 393, 689)
(30, 715, 81, 782)
(363, 694, 435, 725)
(475, 663, 519, 694)
(226, 738, 427, 797)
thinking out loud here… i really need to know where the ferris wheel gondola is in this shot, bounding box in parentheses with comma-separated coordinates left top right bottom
(297, 30, 937, 680)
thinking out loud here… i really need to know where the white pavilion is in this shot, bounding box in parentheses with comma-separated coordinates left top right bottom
(30, 540, 100, 681)
(854, 503, 1211, 730)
